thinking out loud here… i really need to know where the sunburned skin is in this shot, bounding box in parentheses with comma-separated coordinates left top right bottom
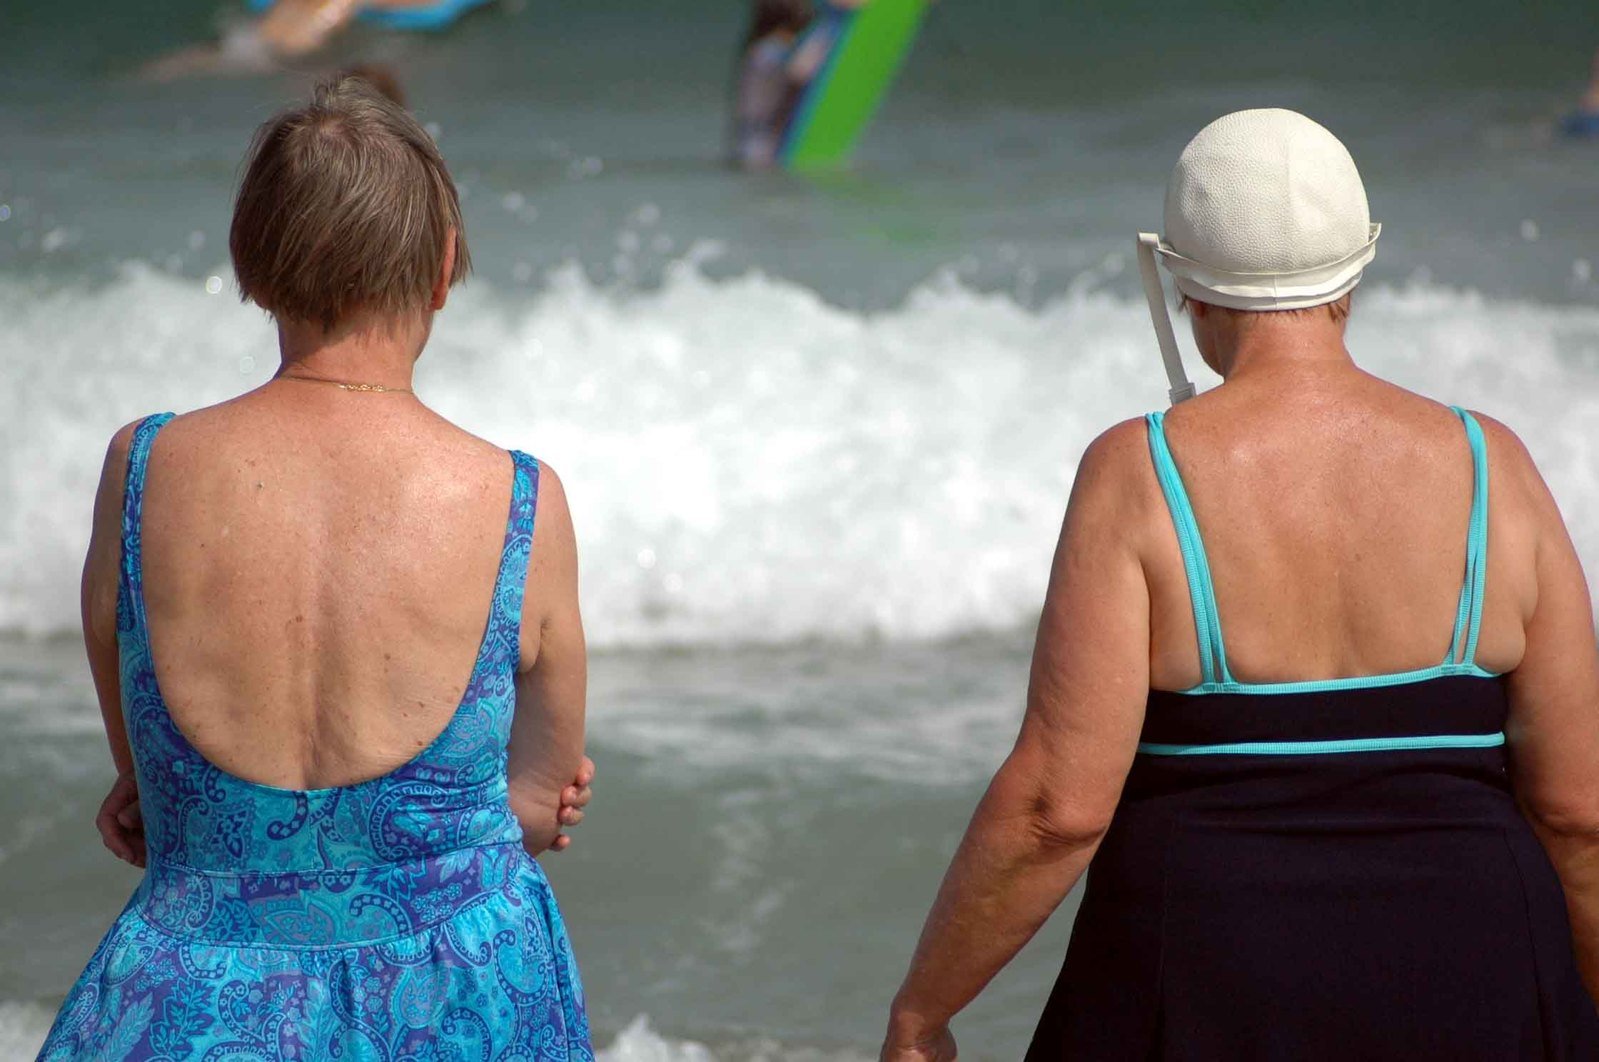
(881, 296, 1599, 1060)
(83, 222, 595, 858)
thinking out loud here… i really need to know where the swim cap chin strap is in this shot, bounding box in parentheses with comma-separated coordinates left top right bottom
(1136, 233, 1197, 406)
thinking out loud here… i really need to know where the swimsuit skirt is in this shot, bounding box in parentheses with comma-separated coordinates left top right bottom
(38, 413, 594, 1061)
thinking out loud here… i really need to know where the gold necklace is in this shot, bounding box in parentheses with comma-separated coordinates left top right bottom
(279, 372, 414, 395)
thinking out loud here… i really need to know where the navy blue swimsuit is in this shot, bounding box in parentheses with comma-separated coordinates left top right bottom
(1027, 409, 1599, 1060)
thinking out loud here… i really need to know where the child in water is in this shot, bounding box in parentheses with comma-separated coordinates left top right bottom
(733, 0, 814, 169)
(751, 0, 917, 171)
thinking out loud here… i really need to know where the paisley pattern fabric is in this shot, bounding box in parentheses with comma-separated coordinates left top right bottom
(40, 412, 594, 1061)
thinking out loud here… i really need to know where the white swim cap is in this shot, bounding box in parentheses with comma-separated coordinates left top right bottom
(1135, 109, 1380, 403)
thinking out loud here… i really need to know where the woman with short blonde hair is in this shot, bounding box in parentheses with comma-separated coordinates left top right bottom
(40, 77, 596, 1060)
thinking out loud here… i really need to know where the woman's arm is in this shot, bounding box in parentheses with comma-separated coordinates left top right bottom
(884, 423, 1154, 1059)
(84, 424, 148, 866)
(508, 463, 589, 857)
(1490, 421, 1599, 1002)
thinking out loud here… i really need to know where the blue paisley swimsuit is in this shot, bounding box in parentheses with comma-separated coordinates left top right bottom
(39, 413, 594, 1061)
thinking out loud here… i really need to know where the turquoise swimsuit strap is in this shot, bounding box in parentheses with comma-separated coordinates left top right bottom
(1144, 407, 1491, 687)
(121, 413, 177, 632)
(1445, 407, 1490, 667)
(1144, 412, 1233, 685)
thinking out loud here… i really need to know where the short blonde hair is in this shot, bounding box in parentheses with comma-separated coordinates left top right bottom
(229, 76, 470, 331)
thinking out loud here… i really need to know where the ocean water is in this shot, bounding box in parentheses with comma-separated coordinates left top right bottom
(3, 0, 1599, 1057)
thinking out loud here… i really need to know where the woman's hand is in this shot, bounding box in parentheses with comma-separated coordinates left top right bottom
(546, 755, 595, 853)
(96, 771, 146, 868)
(880, 1019, 957, 1062)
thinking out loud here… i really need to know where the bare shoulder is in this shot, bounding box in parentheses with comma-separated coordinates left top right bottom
(1077, 416, 1151, 479)
(1051, 416, 1161, 564)
(1465, 410, 1558, 510)
(96, 419, 145, 505)
(530, 460, 575, 557)
(519, 459, 579, 667)
(1070, 416, 1156, 516)
(1467, 410, 1540, 474)
(388, 410, 526, 503)
(404, 409, 501, 458)
(105, 418, 141, 463)
(1461, 410, 1573, 621)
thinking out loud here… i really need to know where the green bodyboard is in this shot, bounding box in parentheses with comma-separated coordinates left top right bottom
(780, 0, 928, 171)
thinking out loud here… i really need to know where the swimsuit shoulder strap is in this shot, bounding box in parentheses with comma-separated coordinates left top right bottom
(1144, 412, 1233, 687)
(120, 413, 176, 635)
(407, 449, 540, 772)
(1444, 407, 1490, 667)
(488, 451, 540, 668)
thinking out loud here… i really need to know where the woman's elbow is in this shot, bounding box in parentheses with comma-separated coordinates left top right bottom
(1023, 791, 1117, 851)
(988, 748, 1120, 852)
(1522, 794, 1599, 843)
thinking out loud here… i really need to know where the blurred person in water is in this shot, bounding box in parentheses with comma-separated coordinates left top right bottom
(141, 0, 490, 80)
(1584, 48, 1599, 111)
(732, 0, 868, 169)
(1562, 45, 1599, 136)
(732, 0, 815, 169)
(882, 109, 1599, 1060)
(39, 75, 597, 1059)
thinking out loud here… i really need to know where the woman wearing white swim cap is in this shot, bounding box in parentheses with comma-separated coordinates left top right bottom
(883, 109, 1599, 1061)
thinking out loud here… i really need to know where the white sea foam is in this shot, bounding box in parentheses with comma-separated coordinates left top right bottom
(2, 259, 1597, 647)
(595, 1015, 872, 1062)
(598, 1016, 717, 1062)
(0, 1000, 54, 1058)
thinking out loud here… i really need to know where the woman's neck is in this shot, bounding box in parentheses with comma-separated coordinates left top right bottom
(274, 310, 428, 391)
(1209, 314, 1355, 382)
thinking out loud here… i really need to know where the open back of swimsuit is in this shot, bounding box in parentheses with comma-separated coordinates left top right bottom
(39, 414, 594, 1061)
(1027, 408, 1599, 1061)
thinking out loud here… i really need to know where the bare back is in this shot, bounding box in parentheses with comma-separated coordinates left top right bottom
(1136, 372, 1541, 690)
(133, 390, 537, 790)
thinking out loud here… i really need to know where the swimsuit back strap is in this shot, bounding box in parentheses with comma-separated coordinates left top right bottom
(1144, 413, 1234, 686)
(120, 413, 176, 631)
(1444, 407, 1490, 667)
